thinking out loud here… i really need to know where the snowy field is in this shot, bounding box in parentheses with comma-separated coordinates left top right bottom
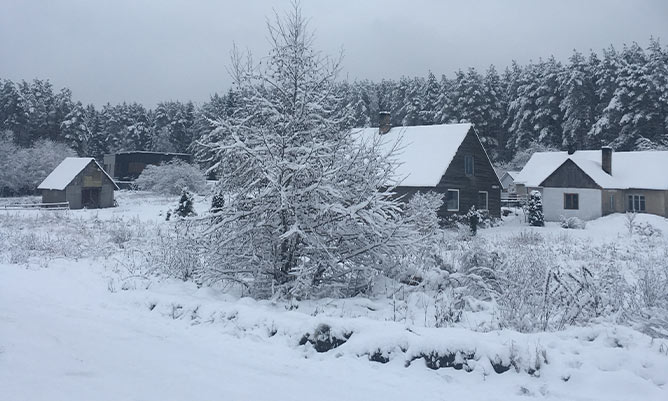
(2, 191, 668, 401)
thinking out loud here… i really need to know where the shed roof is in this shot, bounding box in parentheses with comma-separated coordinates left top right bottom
(38, 157, 119, 191)
(514, 150, 668, 190)
(354, 123, 474, 187)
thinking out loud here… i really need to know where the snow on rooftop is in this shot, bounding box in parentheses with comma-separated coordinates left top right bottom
(38, 157, 117, 191)
(354, 123, 472, 187)
(515, 150, 668, 190)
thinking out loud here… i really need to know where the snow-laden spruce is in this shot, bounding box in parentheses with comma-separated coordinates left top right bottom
(197, 5, 421, 299)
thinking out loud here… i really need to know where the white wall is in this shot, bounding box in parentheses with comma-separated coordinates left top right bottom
(541, 187, 602, 221)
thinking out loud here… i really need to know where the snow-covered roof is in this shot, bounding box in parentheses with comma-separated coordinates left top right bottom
(353, 123, 473, 187)
(514, 150, 668, 190)
(504, 171, 520, 180)
(38, 157, 118, 190)
(108, 151, 191, 156)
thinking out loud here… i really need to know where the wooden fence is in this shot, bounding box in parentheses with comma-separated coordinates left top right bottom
(1, 202, 70, 210)
(501, 194, 527, 208)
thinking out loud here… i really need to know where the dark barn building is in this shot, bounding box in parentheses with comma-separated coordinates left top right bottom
(38, 157, 119, 209)
(103, 151, 192, 181)
(355, 119, 502, 219)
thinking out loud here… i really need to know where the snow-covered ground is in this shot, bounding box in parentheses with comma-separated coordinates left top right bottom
(1, 191, 668, 400)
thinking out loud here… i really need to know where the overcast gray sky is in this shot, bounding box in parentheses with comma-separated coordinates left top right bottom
(1, 0, 667, 107)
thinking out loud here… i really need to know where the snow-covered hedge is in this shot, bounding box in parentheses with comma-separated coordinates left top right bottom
(134, 161, 206, 195)
(0, 136, 76, 195)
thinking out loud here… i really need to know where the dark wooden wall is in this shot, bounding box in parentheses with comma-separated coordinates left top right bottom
(541, 159, 600, 189)
(108, 152, 192, 180)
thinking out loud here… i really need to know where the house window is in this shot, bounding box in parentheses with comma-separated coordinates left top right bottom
(446, 189, 459, 211)
(477, 191, 488, 210)
(609, 194, 615, 210)
(464, 155, 474, 176)
(564, 193, 579, 210)
(627, 194, 646, 212)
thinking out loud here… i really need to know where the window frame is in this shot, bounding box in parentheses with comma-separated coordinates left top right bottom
(446, 189, 460, 212)
(627, 194, 646, 212)
(464, 155, 474, 176)
(477, 190, 488, 210)
(564, 193, 579, 210)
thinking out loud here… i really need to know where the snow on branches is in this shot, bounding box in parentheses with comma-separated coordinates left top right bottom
(197, 4, 422, 299)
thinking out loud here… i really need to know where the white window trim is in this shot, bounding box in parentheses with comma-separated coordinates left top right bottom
(478, 191, 488, 210)
(447, 189, 460, 212)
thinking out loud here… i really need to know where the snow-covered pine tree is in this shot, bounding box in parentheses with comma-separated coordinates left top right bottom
(435, 74, 453, 124)
(560, 51, 596, 150)
(210, 192, 225, 214)
(527, 190, 544, 227)
(61, 101, 93, 156)
(532, 57, 564, 148)
(419, 71, 440, 125)
(483, 65, 506, 160)
(197, 4, 418, 299)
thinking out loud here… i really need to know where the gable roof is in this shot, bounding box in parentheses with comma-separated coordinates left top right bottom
(504, 171, 520, 180)
(354, 123, 473, 187)
(514, 150, 668, 190)
(38, 157, 119, 191)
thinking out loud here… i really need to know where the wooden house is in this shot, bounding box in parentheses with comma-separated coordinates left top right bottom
(103, 151, 192, 182)
(514, 147, 668, 220)
(38, 158, 118, 209)
(355, 118, 501, 219)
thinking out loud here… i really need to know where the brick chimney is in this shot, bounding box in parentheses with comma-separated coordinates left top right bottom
(379, 111, 391, 135)
(602, 146, 612, 175)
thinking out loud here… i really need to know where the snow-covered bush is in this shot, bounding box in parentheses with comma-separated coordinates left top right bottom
(0, 136, 76, 195)
(148, 222, 203, 282)
(527, 190, 544, 227)
(560, 216, 586, 229)
(634, 222, 662, 238)
(466, 206, 481, 235)
(441, 209, 497, 229)
(134, 161, 206, 195)
(406, 192, 443, 236)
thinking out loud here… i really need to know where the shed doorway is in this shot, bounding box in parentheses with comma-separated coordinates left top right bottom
(82, 188, 101, 209)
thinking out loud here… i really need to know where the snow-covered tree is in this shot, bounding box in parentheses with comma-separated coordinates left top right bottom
(419, 71, 440, 125)
(560, 51, 596, 150)
(197, 4, 418, 299)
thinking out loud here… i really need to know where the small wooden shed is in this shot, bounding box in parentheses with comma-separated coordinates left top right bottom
(38, 157, 119, 209)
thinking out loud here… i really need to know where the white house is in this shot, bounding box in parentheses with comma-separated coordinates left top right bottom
(514, 147, 668, 221)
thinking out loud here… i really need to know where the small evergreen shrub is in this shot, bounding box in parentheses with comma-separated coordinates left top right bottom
(210, 192, 225, 214)
(527, 190, 544, 227)
(174, 189, 196, 218)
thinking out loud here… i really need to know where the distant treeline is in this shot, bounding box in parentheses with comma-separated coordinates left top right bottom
(1, 38, 667, 162)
